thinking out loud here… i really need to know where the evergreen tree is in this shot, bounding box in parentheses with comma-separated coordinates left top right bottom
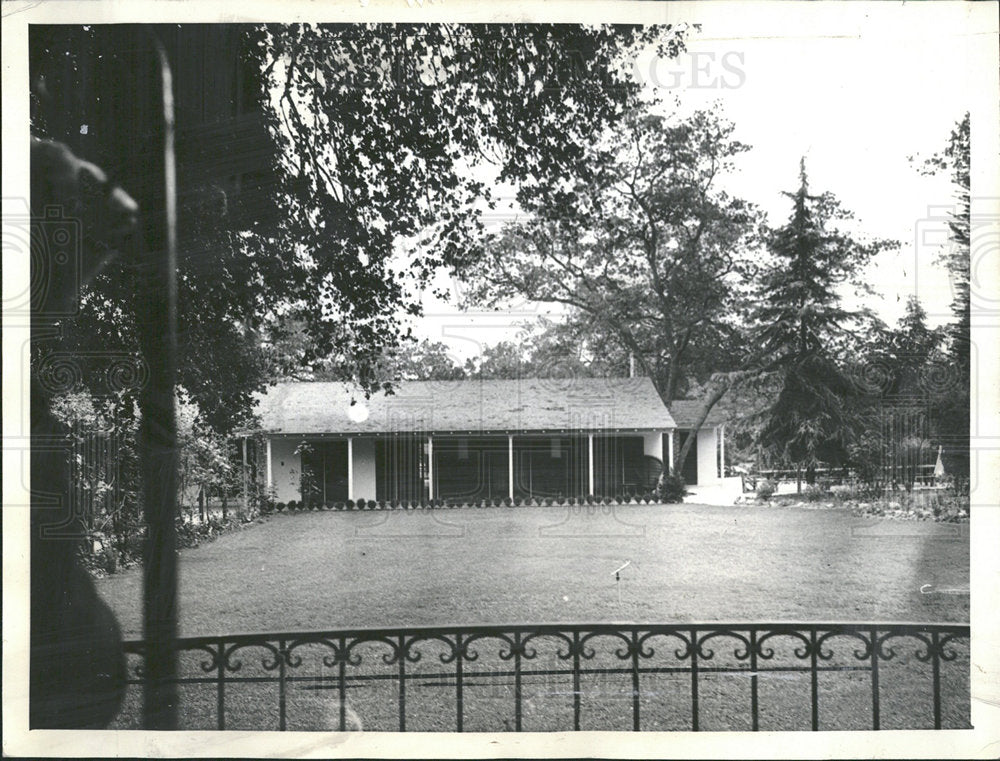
(917, 114, 970, 480)
(750, 159, 891, 473)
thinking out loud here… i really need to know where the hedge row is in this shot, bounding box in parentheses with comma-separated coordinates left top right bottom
(264, 493, 670, 513)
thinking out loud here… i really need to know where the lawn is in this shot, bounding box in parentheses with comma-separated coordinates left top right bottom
(98, 503, 970, 732)
(98, 502, 969, 636)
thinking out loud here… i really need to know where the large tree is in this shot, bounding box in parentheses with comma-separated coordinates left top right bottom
(461, 104, 765, 471)
(849, 297, 953, 490)
(748, 160, 893, 474)
(914, 113, 970, 480)
(31, 23, 692, 432)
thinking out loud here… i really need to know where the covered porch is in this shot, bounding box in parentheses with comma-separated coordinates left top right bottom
(265, 430, 673, 505)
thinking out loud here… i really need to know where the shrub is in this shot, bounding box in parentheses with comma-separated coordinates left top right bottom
(755, 479, 777, 501)
(585, 494, 596, 505)
(656, 473, 687, 504)
(276, 502, 286, 512)
(345, 499, 355, 510)
(334, 501, 345, 511)
(802, 484, 827, 502)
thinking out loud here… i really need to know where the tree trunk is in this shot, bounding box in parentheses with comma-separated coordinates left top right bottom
(673, 378, 730, 477)
(241, 437, 249, 518)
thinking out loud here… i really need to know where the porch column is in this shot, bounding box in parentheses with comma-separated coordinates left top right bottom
(719, 425, 726, 479)
(588, 433, 595, 496)
(347, 437, 354, 500)
(667, 430, 674, 475)
(508, 435, 514, 499)
(427, 435, 434, 500)
(264, 437, 272, 492)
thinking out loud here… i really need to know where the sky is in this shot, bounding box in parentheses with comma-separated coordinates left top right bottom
(412, 3, 981, 361)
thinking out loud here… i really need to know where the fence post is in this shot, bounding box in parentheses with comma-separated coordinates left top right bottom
(870, 626, 880, 730)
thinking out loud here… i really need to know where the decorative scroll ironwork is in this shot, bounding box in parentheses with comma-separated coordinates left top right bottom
(121, 622, 969, 732)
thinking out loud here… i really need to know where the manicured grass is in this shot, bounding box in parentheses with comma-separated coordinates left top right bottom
(98, 502, 969, 636)
(98, 503, 969, 731)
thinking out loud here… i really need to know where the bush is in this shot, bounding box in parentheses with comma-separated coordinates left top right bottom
(755, 479, 777, 501)
(345, 499, 355, 510)
(802, 484, 827, 502)
(656, 473, 687, 504)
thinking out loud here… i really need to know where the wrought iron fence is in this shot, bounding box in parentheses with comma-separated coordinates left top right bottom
(118, 622, 969, 732)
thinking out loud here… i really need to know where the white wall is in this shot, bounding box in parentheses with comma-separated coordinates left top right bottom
(697, 427, 720, 485)
(350, 438, 377, 501)
(270, 438, 302, 503)
(642, 431, 664, 462)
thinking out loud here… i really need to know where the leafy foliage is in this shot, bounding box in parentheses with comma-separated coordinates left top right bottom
(913, 113, 970, 479)
(755, 479, 777, 500)
(462, 104, 764, 404)
(31, 23, 692, 435)
(655, 472, 687, 504)
(749, 160, 895, 468)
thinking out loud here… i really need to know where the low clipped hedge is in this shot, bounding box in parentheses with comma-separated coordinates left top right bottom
(269, 492, 680, 513)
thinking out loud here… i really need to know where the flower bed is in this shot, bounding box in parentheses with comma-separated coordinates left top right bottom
(735, 485, 969, 523)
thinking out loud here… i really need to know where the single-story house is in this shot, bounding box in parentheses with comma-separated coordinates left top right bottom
(666, 400, 728, 486)
(251, 377, 678, 504)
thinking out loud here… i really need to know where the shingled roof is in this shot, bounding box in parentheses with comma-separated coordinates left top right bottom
(255, 377, 676, 435)
(667, 399, 729, 429)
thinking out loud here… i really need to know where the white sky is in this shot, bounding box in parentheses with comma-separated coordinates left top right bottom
(414, 4, 982, 360)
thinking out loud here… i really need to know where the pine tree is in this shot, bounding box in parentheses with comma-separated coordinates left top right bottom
(923, 114, 970, 481)
(751, 159, 890, 476)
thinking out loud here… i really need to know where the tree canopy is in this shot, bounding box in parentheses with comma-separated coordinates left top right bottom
(461, 104, 764, 404)
(31, 23, 692, 433)
(911, 112, 970, 479)
(748, 160, 893, 468)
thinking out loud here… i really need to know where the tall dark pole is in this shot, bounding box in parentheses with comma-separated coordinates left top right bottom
(139, 31, 179, 730)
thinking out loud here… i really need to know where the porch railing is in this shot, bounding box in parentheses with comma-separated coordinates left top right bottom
(118, 622, 969, 732)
